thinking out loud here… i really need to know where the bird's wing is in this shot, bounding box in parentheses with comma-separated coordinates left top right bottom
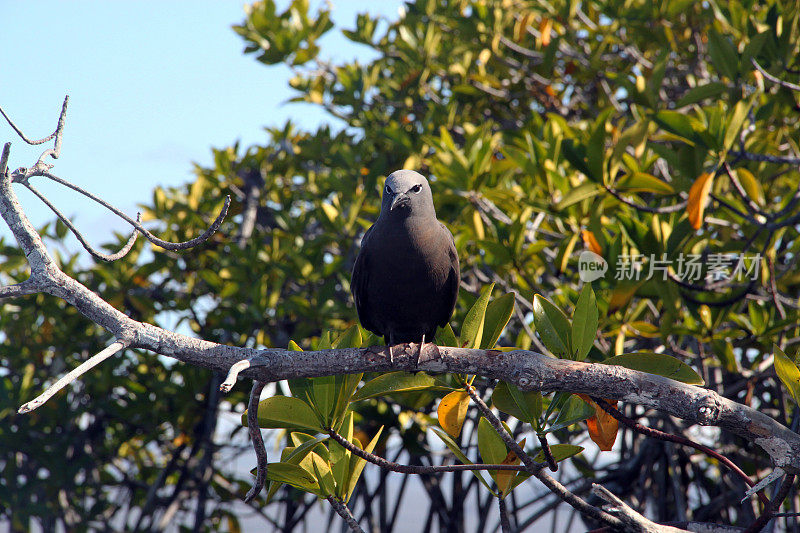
(438, 222, 461, 329)
(351, 225, 380, 335)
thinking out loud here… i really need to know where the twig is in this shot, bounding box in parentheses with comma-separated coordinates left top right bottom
(498, 496, 513, 533)
(590, 397, 769, 508)
(590, 484, 688, 532)
(18, 169, 230, 251)
(723, 163, 765, 216)
(220, 359, 251, 393)
(732, 150, 800, 166)
(465, 384, 623, 528)
(0, 96, 67, 146)
(18, 340, 128, 413)
(743, 473, 796, 533)
(24, 180, 140, 262)
(752, 58, 800, 92)
(537, 434, 558, 472)
(326, 495, 365, 533)
(326, 429, 527, 474)
(602, 184, 687, 214)
(244, 380, 267, 503)
(0, 279, 39, 299)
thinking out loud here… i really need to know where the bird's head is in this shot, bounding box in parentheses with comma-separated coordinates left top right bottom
(380, 170, 436, 219)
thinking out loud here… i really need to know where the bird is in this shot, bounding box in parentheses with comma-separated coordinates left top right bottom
(351, 169, 460, 362)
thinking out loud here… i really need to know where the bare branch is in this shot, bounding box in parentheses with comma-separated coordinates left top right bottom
(24, 181, 140, 262)
(326, 429, 527, 474)
(20, 170, 230, 252)
(591, 484, 689, 532)
(602, 184, 687, 214)
(18, 341, 128, 414)
(0, 96, 68, 146)
(466, 384, 623, 529)
(244, 380, 267, 503)
(752, 58, 800, 92)
(743, 473, 796, 533)
(326, 496, 365, 533)
(732, 150, 800, 166)
(220, 359, 251, 393)
(0, 278, 39, 299)
(591, 397, 769, 508)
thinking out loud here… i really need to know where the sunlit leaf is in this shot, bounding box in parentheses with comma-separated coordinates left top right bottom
(438, 390, 470, 437)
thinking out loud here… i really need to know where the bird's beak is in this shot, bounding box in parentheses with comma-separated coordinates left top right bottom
(390, 192, 410, 211)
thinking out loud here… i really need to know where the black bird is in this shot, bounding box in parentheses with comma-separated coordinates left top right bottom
(351, 170, 460, 360)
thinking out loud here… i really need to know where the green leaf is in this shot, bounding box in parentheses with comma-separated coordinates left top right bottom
(676, 82, 728, 107)
(708, 29, 739, 80)
(333, 325, 362, 349)
(774, 345, 800, 406)
(616, 172, 675, 195)
(481, 293, 515, 349)
(654, 111, 699, 146)
(477, 417, 507, 466)
(345, 426, 383, 502)
(601, 352, 704, 385)
(492, 381, 542, 426)
(723, 98, 751, 152)
(351, 372, 441, 401)
(430, 427, 497, 495)
(460, 283, 494, 349)
(330, 413, 354, 498)
(310, 453, 336, 496)
(544, 394, 594, 434)
(310, 375, 337, 426)
(555, 182, 600, 210)
(533, 294, 572, 358)
(571, 284, 598, 360)
(245, 395, 323, 432)
(265, 462, 322, 495)
(265, 434, 330, 502)
(533, 444, 583, 464)
(436, 323, 459, 347)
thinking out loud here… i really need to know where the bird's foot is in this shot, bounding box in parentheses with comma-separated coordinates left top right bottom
(415, 335, 441, 368)
(414, 335, 425, 368)
(387, 344, 395, 364)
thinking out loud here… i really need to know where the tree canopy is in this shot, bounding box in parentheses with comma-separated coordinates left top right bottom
(3, 0, 800, 530)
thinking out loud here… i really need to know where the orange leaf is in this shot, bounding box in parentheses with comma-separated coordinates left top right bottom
(438, 390, 470, 438)
(581, 229, 602, 255)
(607, 283, 639, 314)
(577, 395, 618, 451)
(687, 172, 714, 230)
(495, 438, 526, 495)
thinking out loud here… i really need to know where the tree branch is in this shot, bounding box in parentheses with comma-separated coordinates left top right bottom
(18, 341, 128, 414)
(326, 429, 527, 474)
(326, 495, 365, 533)
(244, 380, 267, 503)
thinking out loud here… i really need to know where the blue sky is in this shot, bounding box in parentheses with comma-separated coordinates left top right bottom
(0, 1, 402, 248)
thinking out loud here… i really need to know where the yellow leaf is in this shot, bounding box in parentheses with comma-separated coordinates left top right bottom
(438, 390, 470, 438)
(581, 229, 602, 255)
(473, 210, 485, 240)
(577, 395, 618, 451)
(495, 438, 526, 496)
(735, 168, 763, 206)
(687, 172, 714, 229)
(539, 17, 553, 47)
(321, 202, 338, 222)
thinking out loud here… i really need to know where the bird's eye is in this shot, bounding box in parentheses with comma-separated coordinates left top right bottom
(411, 184, 422, 193)
(385, 185, 392, 194)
